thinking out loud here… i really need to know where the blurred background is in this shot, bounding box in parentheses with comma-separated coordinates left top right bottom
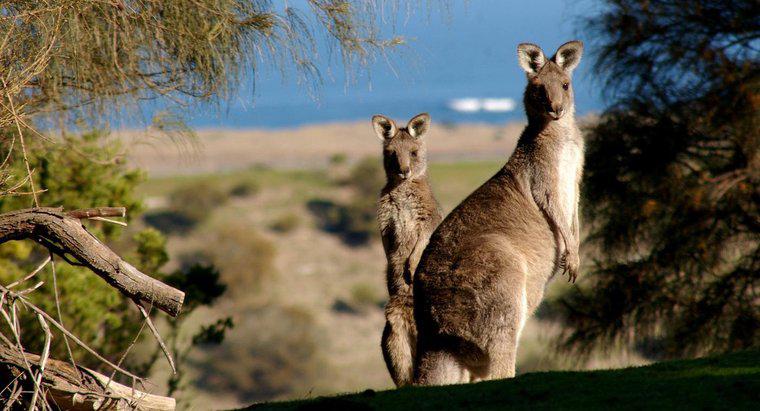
(1, 0, 756, 409)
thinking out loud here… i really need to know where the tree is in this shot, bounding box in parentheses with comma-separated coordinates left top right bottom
(559, 0, 759, 358)
(0, 1, 417, 407)
(0, 0, 404, 130)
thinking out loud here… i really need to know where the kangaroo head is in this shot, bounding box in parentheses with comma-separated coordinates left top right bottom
(372, 113, 431, 181)
(517, 40, 583, 121)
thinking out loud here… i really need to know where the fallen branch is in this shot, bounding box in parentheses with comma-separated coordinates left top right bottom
(0, 207, 184, 317)
(0, 344, 175, 410)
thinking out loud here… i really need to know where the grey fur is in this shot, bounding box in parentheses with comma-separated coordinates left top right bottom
(413, 41, 585, 385)
(373, 113, 443, 386)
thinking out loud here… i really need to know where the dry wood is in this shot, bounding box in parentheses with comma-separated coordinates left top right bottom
(0, 345, 175, 410)
(0, 207, 184, 317)
(66, 207, 126, 219)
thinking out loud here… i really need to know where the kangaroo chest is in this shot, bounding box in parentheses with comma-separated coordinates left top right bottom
(556, 140, 583, 226)
(378, 190, 425, 249)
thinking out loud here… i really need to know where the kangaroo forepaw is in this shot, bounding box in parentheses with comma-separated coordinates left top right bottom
(560, 250, 580, 283)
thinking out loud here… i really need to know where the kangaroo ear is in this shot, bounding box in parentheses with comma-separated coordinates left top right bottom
(553, 40, 583, 73)
(372, 115, 397, 141)
(517, 43, 546, 76)
(407, 113, 430, 138)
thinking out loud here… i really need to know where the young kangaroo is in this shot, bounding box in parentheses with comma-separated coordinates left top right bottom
(373, 113, 443, 387)
(413, 41, 585, 385)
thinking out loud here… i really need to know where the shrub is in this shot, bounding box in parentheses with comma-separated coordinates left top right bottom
(168, 181, 229, 224)
(346, 157, 385, 197)
(207, 224, 277, 294)
(192, 305, 325, 403)
(229, 177, 261, 198)
(350, 282, 384, 309)
(307, 157, 384, 246)
(270, 213, 301, 233)
(329, 153, 348, 166)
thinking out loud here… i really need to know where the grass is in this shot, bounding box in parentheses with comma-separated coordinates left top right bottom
(240, 350, 760, 410)
(428, 161, 502, 210)
(139, 167, 333, 202)
(140, 161, 503, 210)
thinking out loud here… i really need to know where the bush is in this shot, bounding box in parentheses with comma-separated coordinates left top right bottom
(346, 157, 385, 197)
(208, 224, 277, 294)
(270, 213, 301, 233)
(329, 153, 348, 166)
(307, 157, 384, 246)
(341, 196, 379, 244)
(307, 197, 378, 246)
(350, 282, 384, 309)
(0, 130, 146, 369)
(192, 305, 325, 403)
(168, 181, 229, 224)
(229, 177, 261, 198)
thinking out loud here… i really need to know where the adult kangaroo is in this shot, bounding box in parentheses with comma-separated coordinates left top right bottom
(413, 41, 585, 385)
(373, 113, 444, 387)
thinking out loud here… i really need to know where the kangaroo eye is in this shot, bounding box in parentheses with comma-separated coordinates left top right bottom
(562, 83, 569, 90)
(411, 151, 418, 157)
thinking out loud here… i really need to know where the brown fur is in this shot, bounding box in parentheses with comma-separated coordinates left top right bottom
(413, 41, 585, 385)
(373, 113, 443, 386)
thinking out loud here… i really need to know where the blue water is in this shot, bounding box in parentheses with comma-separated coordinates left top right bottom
(183, 0, 604, 129)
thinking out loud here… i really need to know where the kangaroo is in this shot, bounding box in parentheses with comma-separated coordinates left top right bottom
(373, 113, 443, 387)
(412, 41, 585, 385)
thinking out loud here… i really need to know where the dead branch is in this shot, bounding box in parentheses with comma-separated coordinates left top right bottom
(0, 344, 175, 410)
(65, 207, 126, 219)
(0, 207, 184, 317)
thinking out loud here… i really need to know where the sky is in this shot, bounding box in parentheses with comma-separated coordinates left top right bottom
(175, 0, 606, 129)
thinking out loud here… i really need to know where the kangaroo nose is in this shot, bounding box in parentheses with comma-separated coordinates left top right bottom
(399, 167, 411, 179)
(549, 105, 564, 119)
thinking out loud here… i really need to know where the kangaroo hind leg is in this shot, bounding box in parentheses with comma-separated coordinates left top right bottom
(414, 347, 470, 386)
(382, 296, 416, 386)
(482, 261, 529, 381)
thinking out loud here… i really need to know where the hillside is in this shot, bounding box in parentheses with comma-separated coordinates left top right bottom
(128, 124, 643, 408)
(242, 350, 760, 410)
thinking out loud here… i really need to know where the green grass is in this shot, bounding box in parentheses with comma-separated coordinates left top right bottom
(428, 161, 502, 211)
(139, 167, 333, 202)
(240, 350, 760, 410)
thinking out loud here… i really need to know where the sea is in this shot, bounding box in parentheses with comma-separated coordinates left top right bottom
(167, 0, 605, 129)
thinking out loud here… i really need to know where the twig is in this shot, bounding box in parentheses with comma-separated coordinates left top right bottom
(28, 313, 51, 411)
(7, 256, 50, 289)
(0, 372, 23, 403)
(137, 303, 176, 374)
(50, 254, 78, 374)
(1, 374, 23, 410)
(104, 311, 149, 394)
(3, 81, 39, 207)
(89, 216, 128, 226)
(31, 305, 143, 382)
(15, 281, 44, 297)
(0, 300, 42, 404)
(0, 285, 143, 382)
